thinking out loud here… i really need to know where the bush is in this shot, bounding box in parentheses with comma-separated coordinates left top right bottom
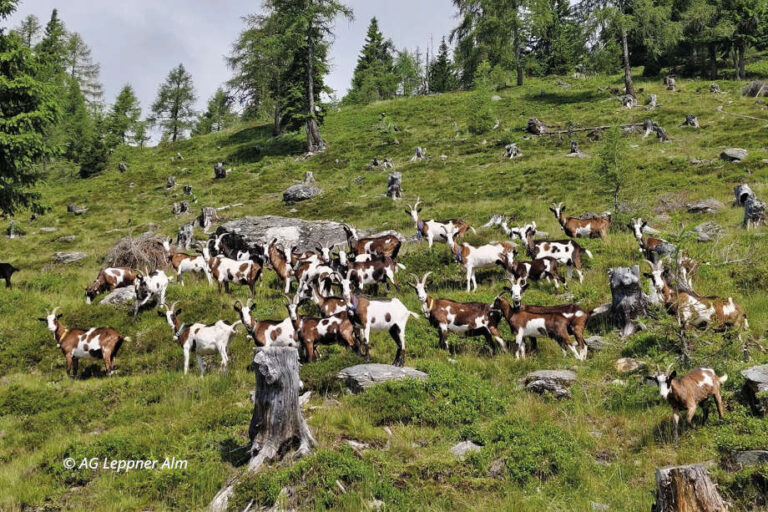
(467, 91, 495, 135)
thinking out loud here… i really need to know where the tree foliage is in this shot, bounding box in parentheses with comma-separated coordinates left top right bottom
(345, 17, 397, 104)
(192, 88, 237, 135)
(151, 64, 196, 143)
(106, 85, 141, 147)
(428, 37, 458, 93)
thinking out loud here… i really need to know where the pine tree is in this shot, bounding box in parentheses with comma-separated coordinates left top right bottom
(192, 88, 236, 136)
(61, 77, 93, 161)
(36, 9, 67, 79)
(64, 32, 103, 108)
(394, 48, 422, 96)
(151, 64, 196, 142)
(428, 37, 457, 93)
(0, 2, 60, 216)
(132, 120, 150, 148)
(13, 14, 40, 47)
(346, 17, 397, 104)
(106, 85, 141, 147)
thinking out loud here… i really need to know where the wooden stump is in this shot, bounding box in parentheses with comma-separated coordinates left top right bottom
(209, 347, 315, 512)
(681, 115, 700, 128)
(654, 463, 727, 512)
(172, 201, 189, 215)
(743, 196, 767, 229)
(213, 162, 227, 179)
(165, 176, 176, 189)
(527, 117, 547, 135)
(66, 204, 88, 215)
(198, 207, 220, 233)
(183, 185, 193, 196)
(118, 162, 128, 173)
(733, 184, 755, 206)
(409, 146, 427, 162)
(177, 223, 194, 250)
(710, 83, 722, 94)
(647, 94, 658, 109)
(386, 171, 402, 199)
(503, 143, 522, 159)
(594, 266, 649, 338)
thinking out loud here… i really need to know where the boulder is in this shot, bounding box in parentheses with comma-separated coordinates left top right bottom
(39, 227, 58, 233)
(585, 336, 608, 351)
(693, 221, 722, 242)
(283, 183, 322, 203)
(731, 450, 768, 468)
(491, 95, 502, 101)
(721, 148, 748, 162)
(337, 363, 427, 394)
(686, 199, 725, 214)
(615, 358, 645, 373)
(742, 364, 768, 415)
(100, 287, 136, 306)
(522, 369, 577, 399)
(450, 441, 482, 459)
(217, 215, 407, 254)
(53, 251, 87, 264)
(57, 235, 76, 243)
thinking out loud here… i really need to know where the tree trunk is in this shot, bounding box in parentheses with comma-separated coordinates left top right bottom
(305, 20, 325, 153)
(514, 26, 523, 86)
(198, 207, 220, 233)
(708, 43, 718, 80)
(654, 463, 727, 512)
(621, 27, 636, 98)
(737, 43, 745, 80)
(177, 222, 194, 250)
(592, 266, 649, 338)
(208, 347, 315, 512)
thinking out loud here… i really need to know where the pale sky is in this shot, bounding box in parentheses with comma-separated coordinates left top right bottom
(6, 1, 456, 121)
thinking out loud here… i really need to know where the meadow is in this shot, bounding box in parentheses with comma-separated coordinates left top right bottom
(1, 73, 767, 511)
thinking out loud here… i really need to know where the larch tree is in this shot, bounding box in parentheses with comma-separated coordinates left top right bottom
(106, 84, 141, 147)
(0, 0, 60, 216)
(63, 32, 103, 108)
(13, 13, 40, 47)
(192, 88, 237, 135)
(151, 64, 196, 142)
(394, 48, 423, 96)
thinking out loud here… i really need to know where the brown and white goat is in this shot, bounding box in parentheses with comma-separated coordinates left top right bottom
(233, 298, 298, 348)
(345, 256, 405, 294)
(266, 239, 294, 293)
(524, 224, 592, 283)
(408, 272, 507, 353)
(159, 302, 241, 375)
(163, 239, 211, 286)
(294, 279, 347, 317)
(286, 303, 360, 363)
(342, 224, 402, 258)
(0, 262, 19, 288)
(38, 307, 128, 377)
(645, 259, 748, 334)
(133, 269, 170, 318)
(85, 267, 138, 304)
(493, 278, 590, 360)
(405, 197, 475, 248)
(629, 218, 673, 262)
(550, 202, 611, 239)
(203, 247, 262, 295)
(496, 252, 567, 290)
(648, 366, 727, 439)
(444, 228, 516, 291)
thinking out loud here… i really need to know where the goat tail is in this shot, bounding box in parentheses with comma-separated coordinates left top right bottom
(230, 320, 243, 332)
(469, 226, 477, 235)
(719, 374, 728, 384)
(123, 336, 133, 343)
(744, 318, 750, 330)
(408, 310, 420, 319)
(396, 263, 406, 270)
(584, 249, 594, 259)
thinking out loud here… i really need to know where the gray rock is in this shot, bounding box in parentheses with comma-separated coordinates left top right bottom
(489, 458, 506, 478)
(591, 502, 610, 511)
(100, 287, 137, 306)
(732, 450, 768, 467)
(217, 215, 407, 254)
(53, 251, 87, 264)
(337, 363, 427, 394)
(522, 370, 577, 400)
(40, 227, 58, 233)
(57, 235, 76, 243)
(693, 221, 722, 242)
(741, 365, 768, 393)
(525, 379, 571, 399)
(721, 148, 748, 162)
(523, 369, 577, 385)
(585, 336, 608, 351)
(491, 95, 502, 101)
(450, 440, 482, 459)
(686, 198, 725, 214)
(615, 358, 645, 373)
(283, 183, 322, 203)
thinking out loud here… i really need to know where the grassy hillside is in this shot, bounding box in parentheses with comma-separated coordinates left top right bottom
(1, 73, 768, 511)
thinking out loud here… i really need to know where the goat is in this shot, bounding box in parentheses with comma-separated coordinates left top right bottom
(524, 224, 592, 283)
(38, 307, 128, 377)
(286, 302, 360, 363)
(629, 218, 674, 262)
(339, 275, 419, 366)
(203, 247, 262, 295)
(159, 303, 241, 375)
(408, 272, 507, 353)
(133, 269, 170, 317)
(406, 197, 475, 248)
(342, 223, 402, 258)
(492, 278, 590, 360)
(266, 239, 294, 293)
(85, 267, 137, 304)
(345, 256, 404, 294)
(233, 298, 298, 347)
(550, 202, 611, 239)
(0, 262, 19, 288)
(645, 259, 747, 335)
(444, 228, 515, 291)
(497, 252, 567, 290)
(295, 279, 347, 317)
(648, 365, 727, 439)
(162, 239, 211, 286)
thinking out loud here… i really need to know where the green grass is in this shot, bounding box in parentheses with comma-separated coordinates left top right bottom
(2, 71, 768, 511)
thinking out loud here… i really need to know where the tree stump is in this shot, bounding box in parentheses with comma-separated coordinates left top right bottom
(503, 143, 522, 159)
(647, 94, 658, 109)
(621, 95, 637, 108)
(409, 146, 427, 162)
(177, 223, 194, 249)
(566, 140, 588, 158)
(743, 196, 767, 229)
(198, 207, 220, 233)
(654, 463, 727, 512)
(66, 204, 88, 215)
(370, 157, 395, 170)
(594, 266, 649, 338)
(386, 171, 402, 199)
(172, 201, 189, 215)
(213, 162, 228, 179)
(183, 185, 193, 196)
(304, 171, 315, 184)
(526, 117, 547, 135)
(681, 115, 700, 128)
(165, 176, 176, 189)
(734, 184, 755, 206)
(710, 83, 722, 94)
(176, 152, 184, 161)
(208, 347, 315, 512)
(118, 162, 128, 173)
(665, 76, 677, 91)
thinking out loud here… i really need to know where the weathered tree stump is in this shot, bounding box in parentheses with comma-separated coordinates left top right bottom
(710, 83, 722, 94)
(66, 204, 88, 215)
(304, 171, 315, 184)
(733, 184, 755, 206)
(386, 171, 403, 199)
(176, 152, 184, 161)
(681, 114, 700, 128)
(665, 76, 677, 91)
(213, 162, 229, 179)
(183, 185, 193, 196)
(566, 140, 588, 158)
(526, 117, 547, 135)
(118, 162, 128, 173)
(172, 201, 189, 215)
(503, 143, 522, 159)
(654, 463, 727, 512)
(643, 120, 670, 141)
(165, 176, 176, 189)
(208, 347, 315, 512)
(369, 157, 395, 170)
(621, 95, 637, 108)
(198, 207, 220, 233)
(177, 223, 194, 249)
(409, 146, 427, 162)
(647, 94, 658, 109)
(743, 196, 767, 229)
(593, 266, 649, 338)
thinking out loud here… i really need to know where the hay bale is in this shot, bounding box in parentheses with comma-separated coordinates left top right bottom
(106, 232, 168, 271)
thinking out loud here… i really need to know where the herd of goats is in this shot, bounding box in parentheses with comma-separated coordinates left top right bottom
(17, 198, 749, 435)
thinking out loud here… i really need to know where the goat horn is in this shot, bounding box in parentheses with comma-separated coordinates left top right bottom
(421, 271, 432, 284)
(246, 297, 253, 309)
(51, 306, 61, 317)
(169, 302, 178, 312)
(234, 299, 243, 309)
(665, 362, 674, 374)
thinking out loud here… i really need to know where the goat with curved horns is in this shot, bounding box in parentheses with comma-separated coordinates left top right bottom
(163, 239, 212, 286)
(38, 307, 129, 377)
(233, 298, 298, 347)
(342, 224, 402, 259)
(444, 227, 515, 291)
(133, 268, 170, 318)
(550, 202, 611, 239)
(406, 197, 475, 248)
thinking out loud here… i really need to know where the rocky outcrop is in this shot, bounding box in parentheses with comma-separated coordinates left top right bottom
(337, 364, 427, 394)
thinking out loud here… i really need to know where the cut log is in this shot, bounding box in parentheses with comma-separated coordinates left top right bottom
(526, 117, 548, 135)
(177, 222, 194, 250)
(208, 347, 315, 512)
(503, 143, 522, 159)
(198, 207, 220, 233)
(654, 463, 727, 512)
(386, 171, 403, 199)
(593, 266, 649, 338)
(681, 115, 700, 128)
(733, 184, 755, 206)
(743, 196, 767, 229)
(409, 146, 427, 162)
(165, 176, 176, 189)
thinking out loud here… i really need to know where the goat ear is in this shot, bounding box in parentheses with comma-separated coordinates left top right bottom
(56, 313, 63, 319)
(175, 309, 182, 317)
(250, 303, 257, 310)
(37, 317, 46, 322)
(643, 272, 652, 278)
(404, 209, 411, 215)
(157, 310, 166, 317)
(417, 208, 422, 213)
(668, 370, 676, 380)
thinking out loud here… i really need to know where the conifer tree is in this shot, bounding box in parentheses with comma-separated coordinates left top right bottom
(13, 14, 40, 47)
(346, 17, 397, 103)
(106, 85, 141, 147)
(428, 37, 457, 93)
(151, 64, 196, 142)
